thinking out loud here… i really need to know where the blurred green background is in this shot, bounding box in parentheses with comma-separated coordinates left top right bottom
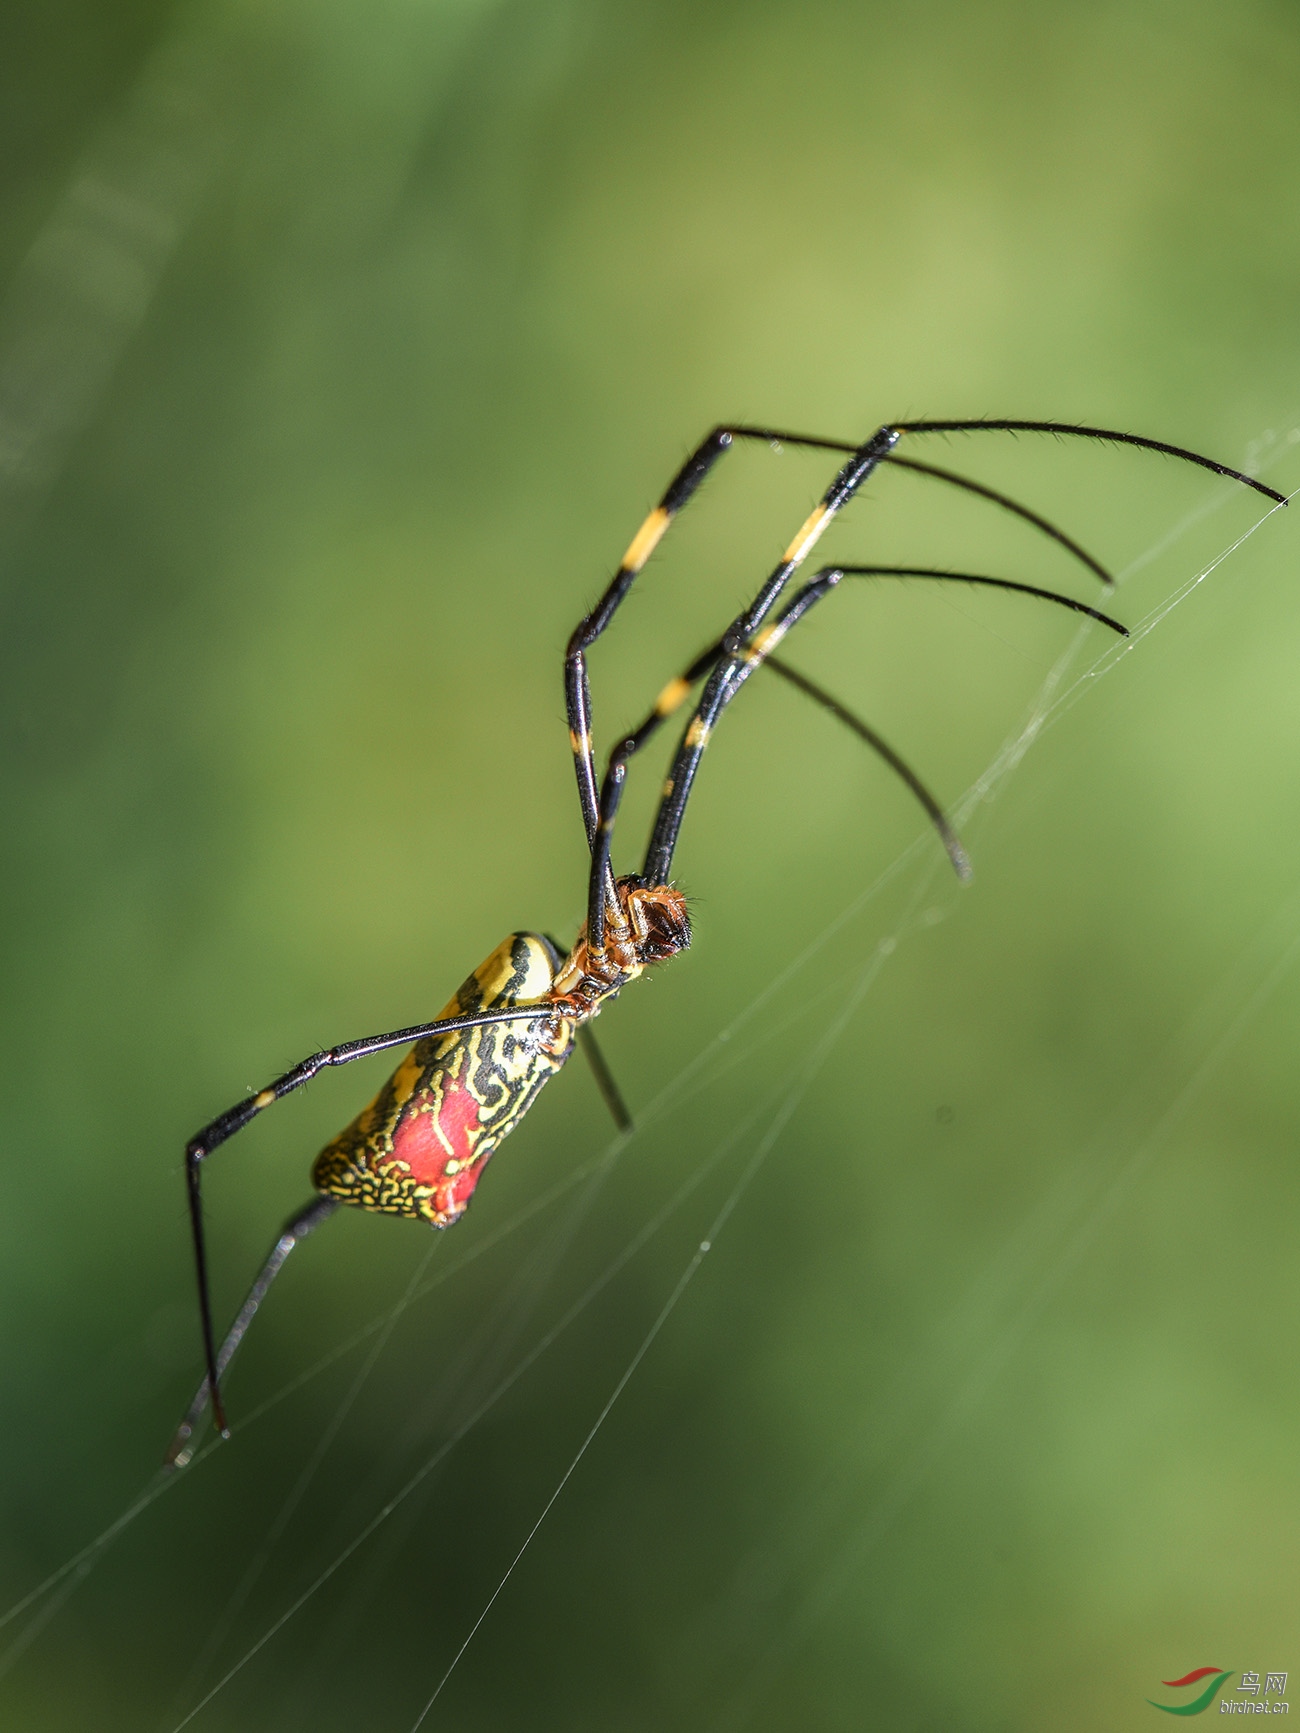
(2, 1, 1299, 1728)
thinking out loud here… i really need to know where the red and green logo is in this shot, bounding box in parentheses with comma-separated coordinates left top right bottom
(1148, 1668, 1234, 1715)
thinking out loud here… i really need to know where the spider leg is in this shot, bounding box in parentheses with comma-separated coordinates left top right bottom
(164, 1195, 340, 1469)
(577, 1025, 633, 1133)
(828, 566, 1127, 631)
(895, 420, 1286, 504)
(880, 453, 1114, 586)
(762, 654, 971, 879)
(564, 422, 863, 856)
(569, 416, 1274, 875)
(587, 429, 901, 946)
(637, 419, 1278, 886)
(542, 930, 633, 1132)
(642, 561, 1130, 884)
(588, 625, 972, 878)
(185, 1003, 579, 1439)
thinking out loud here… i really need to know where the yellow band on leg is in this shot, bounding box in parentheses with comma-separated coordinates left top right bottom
(622, 506, 671, 573)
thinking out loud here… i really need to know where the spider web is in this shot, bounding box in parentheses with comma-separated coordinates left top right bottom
(0, 436, 1294, 1730)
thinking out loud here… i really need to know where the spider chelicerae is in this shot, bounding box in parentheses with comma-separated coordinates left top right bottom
(166, 418, 1281, 1468)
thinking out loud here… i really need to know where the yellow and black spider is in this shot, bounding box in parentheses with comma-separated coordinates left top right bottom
(166, 418, 1281, 1469)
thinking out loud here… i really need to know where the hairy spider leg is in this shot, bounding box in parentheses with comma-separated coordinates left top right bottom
(761, 654, 971, 878)
(570, 416, 1275, 894)
(608, 563, 1128, 893)
(651, 559, 1125, 880)
(565, 425, 1114, 839)
(594, 622, 970, 878)
(584, 430, 901, 948)
(630, 432, 901, 899)
(563, 423, 1117, 847)
(826, 566, 1128, 629)
(878, 453, 1115, 587)
(570, 424, 1148, 924)
(576, 1024, 633, 1134)
(166, 1194, 339, 1468)
(564, 424, 863, 854)
(892, 419, 1285, 503)
(636, 419, 1278, 887)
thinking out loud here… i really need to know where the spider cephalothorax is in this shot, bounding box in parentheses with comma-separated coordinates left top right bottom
(555, 876, 691, 1007)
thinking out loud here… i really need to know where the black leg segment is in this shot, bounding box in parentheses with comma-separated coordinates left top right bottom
(564, 423, 886, 865)
(165, 1195, 341, 1469)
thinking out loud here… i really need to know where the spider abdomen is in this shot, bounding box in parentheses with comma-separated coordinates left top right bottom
(311, 933, 575, 1228)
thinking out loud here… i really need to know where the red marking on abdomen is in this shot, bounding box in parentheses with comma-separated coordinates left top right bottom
(391, 1079, 481, 1188)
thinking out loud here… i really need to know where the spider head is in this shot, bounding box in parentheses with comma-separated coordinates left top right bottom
(617, 876, 691, 964)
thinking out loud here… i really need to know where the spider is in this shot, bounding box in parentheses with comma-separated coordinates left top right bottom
(165, 418, 1281, 1468)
